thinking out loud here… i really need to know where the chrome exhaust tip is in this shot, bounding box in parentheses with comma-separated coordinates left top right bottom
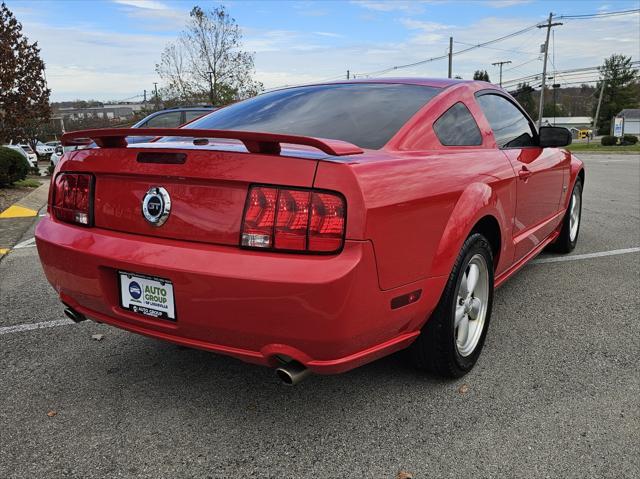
(275, 360, 310, 385)
(63, 307, 86, 323)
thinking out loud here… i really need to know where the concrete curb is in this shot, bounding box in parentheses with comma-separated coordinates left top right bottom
(0, 181, 49, 257)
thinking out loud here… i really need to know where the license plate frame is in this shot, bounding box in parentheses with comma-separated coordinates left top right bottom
(118, 271, 176, 321)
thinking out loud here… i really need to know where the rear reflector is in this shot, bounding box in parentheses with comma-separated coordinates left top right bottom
(52, 173, 93, 226)
(390, 290, 422, 309)
(241, 186, 345, 254)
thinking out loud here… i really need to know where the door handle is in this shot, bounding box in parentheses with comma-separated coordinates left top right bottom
(518, 166, 532, 181)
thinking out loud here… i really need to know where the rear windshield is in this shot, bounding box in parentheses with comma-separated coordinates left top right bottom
(182, 83, 440, 149)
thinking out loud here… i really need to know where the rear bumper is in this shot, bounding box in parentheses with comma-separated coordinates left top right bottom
(35, 216, 445, 374)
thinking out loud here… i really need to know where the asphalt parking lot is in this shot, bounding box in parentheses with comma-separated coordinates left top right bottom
(1, 153, 638, 478)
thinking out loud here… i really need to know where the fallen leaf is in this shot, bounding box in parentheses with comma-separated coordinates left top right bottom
(396, 471, 413, 479)
(458, 384, 470, 394)
(91, 334, 103, 341)
(47, 410, 57, 417)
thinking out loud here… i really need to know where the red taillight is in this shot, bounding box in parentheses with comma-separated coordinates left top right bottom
(241, 186, 345, 254)
(308, 192, 345, 252)
(52, 173, 93, 226)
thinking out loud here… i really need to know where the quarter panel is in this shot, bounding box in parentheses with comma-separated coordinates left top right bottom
(316, 150, 516, 290)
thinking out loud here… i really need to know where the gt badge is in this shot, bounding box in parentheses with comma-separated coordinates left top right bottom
(142, 186, 171, 226)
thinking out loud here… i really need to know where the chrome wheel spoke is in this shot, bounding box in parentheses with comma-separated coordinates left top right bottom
(457, 314, 470, 345)
(466, 263, 479, 296)
(460, 272, 469, 297)
(455, 305, 466, 327)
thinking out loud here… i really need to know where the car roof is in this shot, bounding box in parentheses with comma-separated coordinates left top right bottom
(327, 77, 472, 88)
(270, 77, 476, 92)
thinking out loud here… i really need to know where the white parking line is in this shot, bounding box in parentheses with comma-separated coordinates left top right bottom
(0, 318, 73, 336)
(1, 248, 638, 337)
(531, 247, 640, 264)
(13, 237, 36, 249)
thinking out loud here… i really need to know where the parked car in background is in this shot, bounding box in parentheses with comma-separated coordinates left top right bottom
(3, 144, 37, 168)
(50, 145, 80, 167)
(37, 79, 583, 385)
(34, 141, 55, 158)
(5, 144, 38, 168)
(45, 141, 61, 148)
(128, 106, 217, 144)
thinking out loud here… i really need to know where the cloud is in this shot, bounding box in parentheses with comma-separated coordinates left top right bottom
(291, 1, 330, 17)
(485, 0, 532, 7)
(351, 0, 429, 13)
(14, 2, 640, 100)
(313, 31, 344, 38)
(112, 0, 186, 30)
(400, 18, 452, 46)
(112, 0, 169, 10)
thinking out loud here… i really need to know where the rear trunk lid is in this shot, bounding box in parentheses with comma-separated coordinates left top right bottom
(63, 143, 321, 246)
(59, 128, 363, 246)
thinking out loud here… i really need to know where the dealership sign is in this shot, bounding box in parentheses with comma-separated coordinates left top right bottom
(613, 117, 624, 138)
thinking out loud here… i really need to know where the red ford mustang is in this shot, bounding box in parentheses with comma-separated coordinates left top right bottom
(36, 79, 584, 384)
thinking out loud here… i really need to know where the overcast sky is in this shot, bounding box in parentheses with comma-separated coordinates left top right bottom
(7, 0, 640, 102)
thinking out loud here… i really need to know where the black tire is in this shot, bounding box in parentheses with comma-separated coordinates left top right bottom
(549, 177, 583, 254)
(409, 233, 494, 378)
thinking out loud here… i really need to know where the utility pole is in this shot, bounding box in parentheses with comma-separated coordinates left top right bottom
(347, 70, 350, 80)
(536, 13, 562, 128)
(207, 71, 214, 106)
(448, 37, 453, 79)
(593, 77, 606, 135)
(552, 83, 560, 126)
(143, 89, 147, 104)
(491, 60, 512, 87)
(153, 82, 159, 110)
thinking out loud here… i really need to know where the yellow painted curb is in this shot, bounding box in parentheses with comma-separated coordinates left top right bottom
(0, 248, 9, 255)
(0, 205, 38, 219)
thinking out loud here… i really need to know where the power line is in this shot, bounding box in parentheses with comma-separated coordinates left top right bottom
(557, 8, 639, 20)
(257, 7, 639, 92)
(454, 40, 536, 56)
(502, 61, 640, 87)
(356, 22, 541, 77)
(503, 57, 541, 73)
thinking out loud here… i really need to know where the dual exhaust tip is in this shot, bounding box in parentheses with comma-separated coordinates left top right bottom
(63, 306, 87, 323)
(64, 303, 310, 384)
(275, 360, 310, 385)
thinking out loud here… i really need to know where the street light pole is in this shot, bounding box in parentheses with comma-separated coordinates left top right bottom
(153, 83, 159, 110)
(207, 71, 214, 106)
(552, 83, 560, 126)
(448, 37, 453, 79)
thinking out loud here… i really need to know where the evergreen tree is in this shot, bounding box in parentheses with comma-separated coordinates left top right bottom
(592, 54, 638, 134)
(473, 70, 490, 82)
(0, 2, 51, 145)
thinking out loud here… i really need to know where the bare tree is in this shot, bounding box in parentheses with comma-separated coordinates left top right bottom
(0, 2, 51, 146)
(156, 5, 262, 106)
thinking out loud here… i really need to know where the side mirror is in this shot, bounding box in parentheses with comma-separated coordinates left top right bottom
(539, 126, 572, 148)
(55, 146, 63, 155)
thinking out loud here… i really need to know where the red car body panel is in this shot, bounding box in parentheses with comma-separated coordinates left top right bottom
(36, 79, 584, 374)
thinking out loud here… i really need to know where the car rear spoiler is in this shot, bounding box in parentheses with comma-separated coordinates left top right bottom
(61, 128, 364, 157)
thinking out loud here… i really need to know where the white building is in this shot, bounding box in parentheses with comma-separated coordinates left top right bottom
(541, 117, 592, 137)
(614, 109, 640, 136)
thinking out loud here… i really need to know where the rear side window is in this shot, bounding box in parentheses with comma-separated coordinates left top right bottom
(185, 110, 209, 123)
(183, 83, 440, 149)
(433, 102, 482, 146)
(146, 111, 182, 128)
(476, 94, 536, 148)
